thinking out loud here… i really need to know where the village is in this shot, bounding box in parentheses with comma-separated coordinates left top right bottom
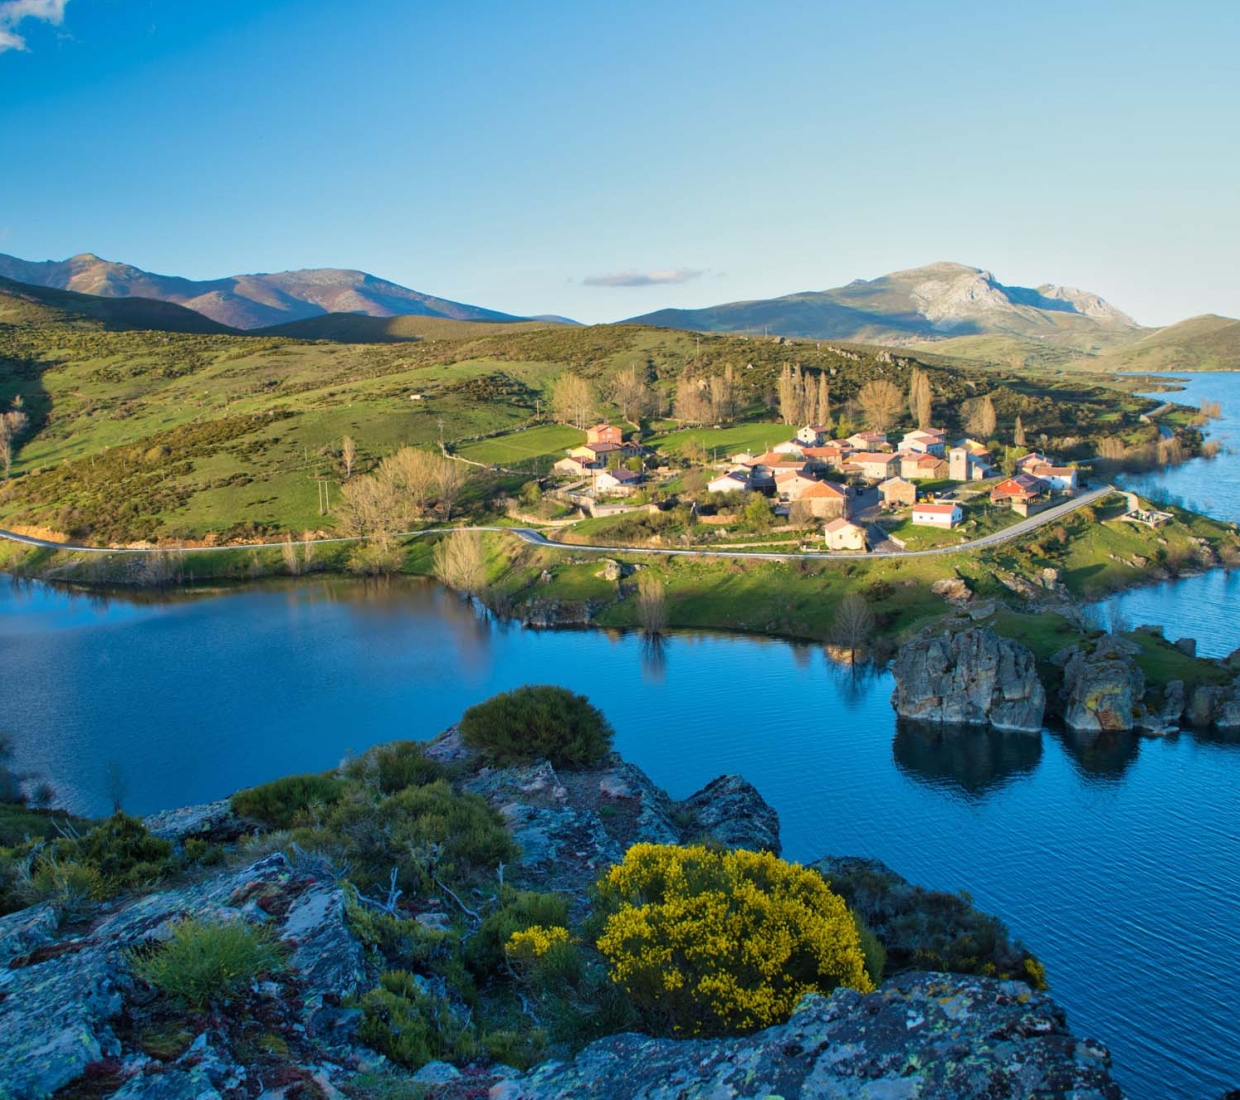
(549, 420, 1083, 553)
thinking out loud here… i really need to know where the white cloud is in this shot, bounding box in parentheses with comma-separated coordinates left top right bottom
(0, 0, 70, 55)
(583, 268, 704, 288)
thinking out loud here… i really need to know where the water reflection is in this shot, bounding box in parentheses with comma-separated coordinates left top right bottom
(639, 634, 668, 683)
(822, 655, 885, 708)
(1053, 726, 1141, 782)
(893, 721, 1043, 798)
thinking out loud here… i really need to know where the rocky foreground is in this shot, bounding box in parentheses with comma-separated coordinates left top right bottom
(0, 732, 1127, 1100)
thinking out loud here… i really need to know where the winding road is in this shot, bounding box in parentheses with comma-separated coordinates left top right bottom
(0, 485, 1115, 563)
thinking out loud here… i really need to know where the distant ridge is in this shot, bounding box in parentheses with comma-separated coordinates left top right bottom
(624, 262, 1147, 347)
(257, 312, 564, 343)
(0, 252, 531, 331)
(0, 275, 237, 334)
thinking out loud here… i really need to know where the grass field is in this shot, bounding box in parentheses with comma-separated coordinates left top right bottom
(455, 425, 584, 467)
(646, 422, 790, 458)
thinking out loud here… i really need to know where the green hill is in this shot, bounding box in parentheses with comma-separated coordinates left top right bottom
(1088, 314, 1240, 373)
(256, 312, 562, 343)
(0, 276, 237, 335)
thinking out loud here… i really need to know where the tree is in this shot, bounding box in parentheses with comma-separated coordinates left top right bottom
(965, 395, 997, 441)
(778, 363, 808, 425)
(611, 365, 650, 425)
(436, 458, 468, 520)
(433, 530, 486, 595)
(551, 373, 595, 429)
(856, 380, 903, 431)
(815, 372, 831, 426)
(383, 447, 440, 517)
(459, 686, 614, 767)
(744, 493, 774, 532)
(635, 573, 667, 636)
(908, 369, 933, 429)
(0, 404, 29, 478)
(341, 435, 357, 479)
(831, 593, 875, 662)
(709, 364, 736, 423)
(1013, 415, 1027, 447)
(674, 377, 712, 426)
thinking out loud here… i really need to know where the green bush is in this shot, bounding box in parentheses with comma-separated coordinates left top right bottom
(130, 918, 284, 1009)
(467, 889, 571, 976)
(299, 779, 516, 899)
(355, 970, 475, 1069)
(343, 741, 447, 795)
(231, 773, 347, 828)
(459, 686, 614, 768)
(75, 813, 175, 886)
(27, 859, 105, 923)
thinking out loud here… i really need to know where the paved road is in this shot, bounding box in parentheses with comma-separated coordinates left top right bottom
(0, 485, 1115, 563)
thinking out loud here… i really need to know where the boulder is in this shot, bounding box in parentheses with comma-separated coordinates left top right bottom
(891, 628, 1046, 733)
(675, 775, 782, 855)
(509, 973, 1125, 1099)
(1061, 639, 1147, 732)
(143, 799, 241, 844)
(1174, 637, 1197, 658)
(1187, 676, 1240, 730)
(930, 576, 972, 603)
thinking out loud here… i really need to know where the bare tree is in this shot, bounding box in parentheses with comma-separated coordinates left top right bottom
(831, 593, 875, 662)
(433, 530, 486, 595)
(552, 373, 595, 429)
(908, 369, 933, 429)
(778, 363, 809, 426)
(857, 380, 904, 432)
(1014, 415, 1027, 447)
(709, 364, 736, 423)
(105, 760, 128, 814)
(965, 395, 997, 440)
(674, 377, 712, 426)
(281, 533, 303, 575)
(383, 447, 440, 517)
(338, 472, 404, 552)
(635, 572, 667, 636)
(436, 457, 469, 520)
(0, 405, 29, 478)
(816, 372, 830, 426)
(611, 365, 650, 425)
(341, 435, 357, 479)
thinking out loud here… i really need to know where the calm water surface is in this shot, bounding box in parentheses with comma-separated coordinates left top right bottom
(3, 371, 1239, 1100)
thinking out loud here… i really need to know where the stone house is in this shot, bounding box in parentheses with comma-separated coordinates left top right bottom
(824, 517, 868, 551)
(879, 476, 917, 507)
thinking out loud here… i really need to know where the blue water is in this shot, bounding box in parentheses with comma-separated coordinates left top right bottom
(2, 371, 1239, 1098)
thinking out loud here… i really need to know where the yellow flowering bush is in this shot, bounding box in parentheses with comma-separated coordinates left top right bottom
(505, 924, 571, 962)
(595, 844, 873, 1036)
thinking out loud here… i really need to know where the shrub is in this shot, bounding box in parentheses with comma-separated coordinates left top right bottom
(343, 741, 447, 795)
(73, 813, 175, 890)
(468, 889, 571, 976)
(130, 918, 284, 1009)
(304, 779, 516, 899)
(595, 844, 872, 1036)
(355, 969, 475, 1069)
(231, 773, 347, 828)
(459, 686, 614, 768)
(27, 859, 105, 923)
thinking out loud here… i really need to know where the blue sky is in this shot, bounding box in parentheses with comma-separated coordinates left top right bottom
(1, 0, 1237, 325)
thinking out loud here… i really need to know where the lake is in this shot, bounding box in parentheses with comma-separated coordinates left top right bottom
(3, 372, 1239, 1099)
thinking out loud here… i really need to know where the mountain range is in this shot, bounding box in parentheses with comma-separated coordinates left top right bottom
(0, 252, 526, 330)
(625, 262, 1145, 347)
(1, 252, 1236, 370)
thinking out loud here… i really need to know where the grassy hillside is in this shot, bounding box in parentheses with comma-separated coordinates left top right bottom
(0, 277, 236, 335)
(1088, 314, 1240, 373)
(255, 312, 560, 343)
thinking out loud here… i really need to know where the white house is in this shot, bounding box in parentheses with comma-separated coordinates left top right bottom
(845, 452, 901, 481)
(824, 517, 868, 551)
(594, 467, 642, 495)
(847, 431, 889, 451)
(911, 502, 963, 528)
(708, 469, 752, 493)
(553, 455, 596, 477)
(1026, 463, 1078, 491)
(796, 424, 831, 446)
(900, 428, 947, 456)
(772, 439, 806, 456)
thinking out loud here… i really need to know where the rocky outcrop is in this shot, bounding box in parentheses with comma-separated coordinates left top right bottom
(506, 974, 1123, 1099)
(675, 775, 781, 855)
(0, 852, 369, 1100)
(930, 576, 972, 603)
(1187, 675, 1240, 730)
(143, 799, 241, 844)
(1060, 638, 1146, 732)
(891, 628, 1046, 733)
